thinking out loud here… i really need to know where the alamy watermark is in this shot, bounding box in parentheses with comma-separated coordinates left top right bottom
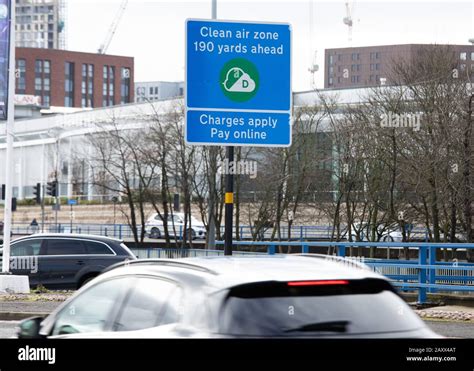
(18, 345, 55, 365)
(380, 111, 422, 131)
(324, 255, 367, 269)
(219, 159, 258, 179)
(10, 256, 38, 273)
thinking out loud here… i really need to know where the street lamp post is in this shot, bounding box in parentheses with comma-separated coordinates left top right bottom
(1, 0, 16, 274)
(112, 196, 118, 225)
(0, 0, 29, 294)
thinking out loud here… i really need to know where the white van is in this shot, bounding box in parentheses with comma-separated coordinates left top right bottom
(145, 212, 207, 240)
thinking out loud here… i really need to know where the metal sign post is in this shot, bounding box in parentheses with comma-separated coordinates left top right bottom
(224, 146, 234, 255)
(41, 183, 45, 233)
(68, 199, 77, 232)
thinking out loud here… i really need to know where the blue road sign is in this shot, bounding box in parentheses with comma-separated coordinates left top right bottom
(186, 19, 291, 147)
(67, 199, 77, 205)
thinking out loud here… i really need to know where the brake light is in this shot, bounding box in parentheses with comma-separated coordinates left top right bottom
(287, 280, 349, 287)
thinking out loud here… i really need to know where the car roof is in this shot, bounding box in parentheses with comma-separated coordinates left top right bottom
(149, 212, 197, 218)
(106, 255, 385, 291)
(11, 233, 123, 244)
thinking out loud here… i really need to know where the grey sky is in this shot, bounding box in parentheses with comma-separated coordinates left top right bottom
(67, 0, 474, 91)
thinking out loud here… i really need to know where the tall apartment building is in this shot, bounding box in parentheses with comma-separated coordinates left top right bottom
(15, 0, 66, 49)
(16, 47, 134, 108)
(325, 44, 474, 89)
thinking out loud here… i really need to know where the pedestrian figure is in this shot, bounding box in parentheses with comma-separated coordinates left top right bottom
(30, 218, 39, 234)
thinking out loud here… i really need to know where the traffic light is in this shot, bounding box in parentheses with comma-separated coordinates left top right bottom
(12, 197, 17, 212)
(33, 182, 41, 204)
(46, 180, 58, 197)
(1, 184, 4, 200)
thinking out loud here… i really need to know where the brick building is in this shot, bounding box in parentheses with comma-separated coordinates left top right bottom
(15, 47, 134, 108)
(325, 44, 474, 89)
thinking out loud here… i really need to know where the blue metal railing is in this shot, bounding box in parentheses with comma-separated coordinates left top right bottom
(9, 222, 431, 242)
(133, 240, 474, 304)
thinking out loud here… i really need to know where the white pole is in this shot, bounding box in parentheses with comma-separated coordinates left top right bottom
(206, 0, 217, 249)
(2, 0, 16, 273)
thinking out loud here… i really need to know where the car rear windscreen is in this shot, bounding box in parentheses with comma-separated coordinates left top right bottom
(218, 279, 425, 336)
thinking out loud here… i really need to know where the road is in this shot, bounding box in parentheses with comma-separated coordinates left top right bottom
(0, 320, 473, 339)
(0, 321, 19, 338)
(425, 320, 474, 338)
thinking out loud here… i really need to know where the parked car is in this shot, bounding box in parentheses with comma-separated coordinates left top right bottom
(17, 255, 438, 338)
(0, 234, 136, 289)
(145, 212, 206, 240)
(348, 223, 403, 242)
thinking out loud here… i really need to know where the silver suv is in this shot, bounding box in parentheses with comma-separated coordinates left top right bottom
(18, 255, 438, 338)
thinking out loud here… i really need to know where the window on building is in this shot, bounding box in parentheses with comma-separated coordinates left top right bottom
(81, 64, 94, 108)
(121, 67, 131, 104)
(328, 77, 333, 86)
(43, 95, 50, 106)
(35, 59, 42, 74)
(375, 63, 380, 71)
(329, 55, 333, 64)
(329, 66, 334, 75)
(88, 65, 94, 107)
(16, 59, 26, 94)
(338, 54, 343, 62)
(460, 64, 466, 71)
(64, 62, 75, 107)
(44, 60, 50, 75)
(370, 52, 376, 60)
(44, 76, 50, 92)
(351, 64, 360, 72)
(460, 52, 467, 61)
(154, 87, 159, 95)
(108, 66, 115, 104)
(102, 65, 115, 107)
(149, 86, 153, 95)
(351, 53, 359, 61)
(34, 59, 51, 107)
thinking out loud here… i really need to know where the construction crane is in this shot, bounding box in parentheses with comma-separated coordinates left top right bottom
(307, 0, 319, 89)
(97, 0, 129, 54)
(343, 2, 354, 44)
(343, 1, 360, 45)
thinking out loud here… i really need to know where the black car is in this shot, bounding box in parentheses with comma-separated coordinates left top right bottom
(0, 233, 136, 289)
(18, 255, 439, 338)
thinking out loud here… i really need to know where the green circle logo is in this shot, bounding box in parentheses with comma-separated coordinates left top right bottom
(220, 58, 259, 102)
